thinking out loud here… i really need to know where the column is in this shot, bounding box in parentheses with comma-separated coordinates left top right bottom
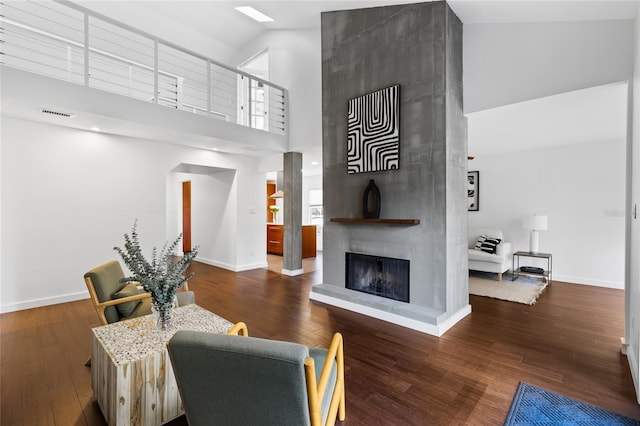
(282, 152, 303, 275)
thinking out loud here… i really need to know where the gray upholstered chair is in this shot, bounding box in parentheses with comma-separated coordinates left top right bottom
(84, 260, 195, 326)
(167, 323, 346, 426)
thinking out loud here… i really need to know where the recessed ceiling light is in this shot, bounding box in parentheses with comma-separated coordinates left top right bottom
(90, 126, 101, 132)
(311, 161, 319, 166)
(235, 6, 274, 22)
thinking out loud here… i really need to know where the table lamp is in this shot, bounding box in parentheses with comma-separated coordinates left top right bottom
(522, 214, 548, 254)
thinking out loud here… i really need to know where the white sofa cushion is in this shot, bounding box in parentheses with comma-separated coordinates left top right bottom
(468, 248, 506, 264)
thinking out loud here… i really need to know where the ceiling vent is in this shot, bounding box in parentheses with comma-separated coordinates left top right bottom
(39, 108, 75, 118)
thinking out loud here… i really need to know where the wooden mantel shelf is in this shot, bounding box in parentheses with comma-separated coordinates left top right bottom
(330, 218, 420, 225)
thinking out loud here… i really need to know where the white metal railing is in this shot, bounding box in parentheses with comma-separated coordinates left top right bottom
(0, 0, 287, 135)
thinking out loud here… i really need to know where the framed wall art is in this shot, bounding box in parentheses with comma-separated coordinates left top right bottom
(347, 84, 400, 174)
(468, 171, 479, 211)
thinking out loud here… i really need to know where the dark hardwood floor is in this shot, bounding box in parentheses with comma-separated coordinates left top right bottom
(2, 261, 639, 425)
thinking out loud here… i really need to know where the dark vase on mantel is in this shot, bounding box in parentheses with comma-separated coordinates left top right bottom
(362, 179, 381, 219)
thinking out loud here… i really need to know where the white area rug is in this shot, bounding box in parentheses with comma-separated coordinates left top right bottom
(469, 273, 548, 305)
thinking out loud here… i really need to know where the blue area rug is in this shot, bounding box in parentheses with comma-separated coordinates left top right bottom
(505, 382, 640, 425)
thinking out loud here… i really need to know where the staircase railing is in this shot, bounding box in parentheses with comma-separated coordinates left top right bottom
(0, 0, 287, 135)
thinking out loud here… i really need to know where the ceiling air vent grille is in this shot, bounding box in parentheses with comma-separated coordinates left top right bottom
(39, 108, 75, 118)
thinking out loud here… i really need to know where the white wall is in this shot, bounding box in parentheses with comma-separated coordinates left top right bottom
(0, 117, 267, 312)
(468, 139, 626, 288)
(233, 29, 322, 153)
(302, 174, 322, 225)
(303, 173, 323, 251)
(233, 29, 325, 257)
(625, 4, 640, 403)
(234, 169, 270, 269)
(168, 171, 237, 267)
(464, 20, 635, 113)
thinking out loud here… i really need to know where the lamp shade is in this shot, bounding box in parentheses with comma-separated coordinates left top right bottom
(522, 215, 548, 231)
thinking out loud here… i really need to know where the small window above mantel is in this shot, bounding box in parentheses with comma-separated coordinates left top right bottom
(330, 218, 420, 225)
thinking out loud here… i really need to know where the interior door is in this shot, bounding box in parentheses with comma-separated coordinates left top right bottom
(182, 181, 191, 253)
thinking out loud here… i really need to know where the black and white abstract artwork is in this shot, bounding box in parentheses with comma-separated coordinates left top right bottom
(347, 85, 400, 174)
(468, 171, 479, 211)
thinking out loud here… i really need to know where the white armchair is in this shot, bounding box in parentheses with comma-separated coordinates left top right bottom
(468, 228, 512, 281)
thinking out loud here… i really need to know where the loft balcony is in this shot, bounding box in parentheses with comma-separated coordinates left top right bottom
(0, 1, 288, 155)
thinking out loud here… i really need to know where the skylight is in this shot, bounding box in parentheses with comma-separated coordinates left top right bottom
(235, 6, 274, 22)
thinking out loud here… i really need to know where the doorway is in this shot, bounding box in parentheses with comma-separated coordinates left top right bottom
(238, 50, 269, 131)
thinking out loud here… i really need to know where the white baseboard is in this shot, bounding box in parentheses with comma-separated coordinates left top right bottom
(553, 274, 623, 289)
(309, 291, 472, 337)
(196, 257, 268, 272)
(1, 291, 89, 313)
(282, 268, 304, 276)
(235, 262, 269, 272)
(438, 304, 473, 335)
(625, 341, 640, 404)
(621, 337, 629, 355)
(0, 257, 270, 313)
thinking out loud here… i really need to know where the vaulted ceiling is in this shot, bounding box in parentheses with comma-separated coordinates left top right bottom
(6, 1, 638, 161)
(80, 1, 638, 52)
(78, 1, 639, 157)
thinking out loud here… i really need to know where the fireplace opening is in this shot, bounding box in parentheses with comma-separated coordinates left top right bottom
(345, 252, 409, 303)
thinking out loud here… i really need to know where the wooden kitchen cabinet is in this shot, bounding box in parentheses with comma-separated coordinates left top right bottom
(267, 224, 284, 255)
(267, 224, 316, 258)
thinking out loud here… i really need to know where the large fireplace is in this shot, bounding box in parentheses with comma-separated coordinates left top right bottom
(345, 252, 409, 303)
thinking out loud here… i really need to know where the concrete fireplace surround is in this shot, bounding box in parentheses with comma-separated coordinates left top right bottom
(310, 1, 471, 337)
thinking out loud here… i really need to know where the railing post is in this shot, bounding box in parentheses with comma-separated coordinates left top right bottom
(127, 64, 132, 97)
(84, 12, 89, 86)
(248, 77, 253, 128)
(176, 77, 184, 109)
(207, 60, 211, 117)
(153, 39, 158, 104)
(66, 46, 73, 82)
(283, 89, 289, 136)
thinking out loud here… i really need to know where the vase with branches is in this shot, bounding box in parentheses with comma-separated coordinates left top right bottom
(114, 220, 199, 330)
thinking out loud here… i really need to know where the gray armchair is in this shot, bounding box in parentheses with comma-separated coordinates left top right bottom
(84, 260, 195, 326)
(167, 324, 346, 426)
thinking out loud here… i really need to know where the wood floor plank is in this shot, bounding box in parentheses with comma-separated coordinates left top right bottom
(39, 326, 73, 391)
(1, 367, 22, 426)
(1, 261, 639, 425)
(21, 373, 55, 426)
(49, 384, 86, 425)
(78, 395, 107, 426)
